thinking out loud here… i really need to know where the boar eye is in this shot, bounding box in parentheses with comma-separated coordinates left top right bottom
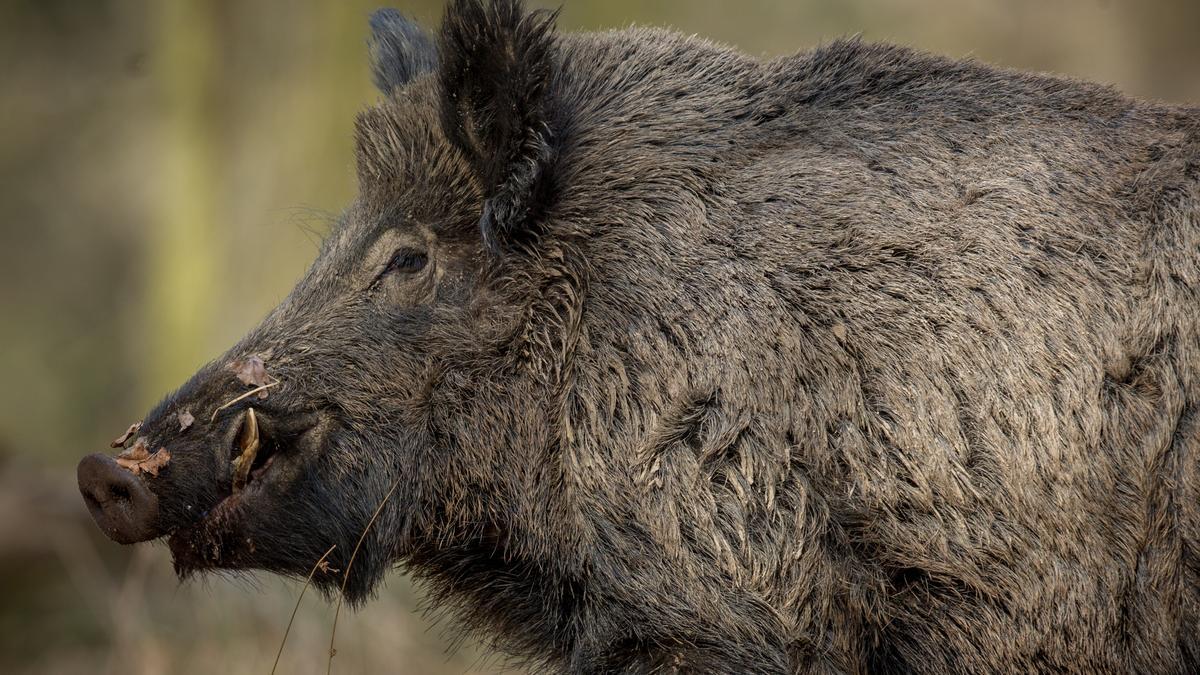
(383, 247, 428, 275)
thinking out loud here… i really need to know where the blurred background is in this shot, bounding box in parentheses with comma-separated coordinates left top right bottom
(0, 0, 1196, 673)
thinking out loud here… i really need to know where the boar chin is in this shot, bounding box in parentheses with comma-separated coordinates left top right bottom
(165, 475, 271, 576)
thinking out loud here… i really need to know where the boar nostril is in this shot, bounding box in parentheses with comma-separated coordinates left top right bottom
(77, 453, 161, 545)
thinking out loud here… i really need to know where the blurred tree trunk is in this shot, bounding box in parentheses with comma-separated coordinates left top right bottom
(147, 0, 221, 394)
(1121, 0, 1200, 102)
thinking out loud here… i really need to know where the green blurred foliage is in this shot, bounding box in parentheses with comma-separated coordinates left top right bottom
(0, 0, 1195, 672)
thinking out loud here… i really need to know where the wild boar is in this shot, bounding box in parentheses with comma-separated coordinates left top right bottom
(77, 0, 1200, 671)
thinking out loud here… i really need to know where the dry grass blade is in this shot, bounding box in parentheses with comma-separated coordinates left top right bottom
(209, 382, 280, 423)
(327, 478, 401, 675)
(271, 543, 337, 675)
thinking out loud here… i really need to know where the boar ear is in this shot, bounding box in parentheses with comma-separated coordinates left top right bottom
(369, 9, 437, 93)
(438, 0, 558, 253)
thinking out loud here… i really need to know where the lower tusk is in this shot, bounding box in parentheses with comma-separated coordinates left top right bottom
(232, 408, 260, 493)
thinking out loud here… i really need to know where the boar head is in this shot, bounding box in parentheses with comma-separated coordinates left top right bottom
(78, 0, 584, 606)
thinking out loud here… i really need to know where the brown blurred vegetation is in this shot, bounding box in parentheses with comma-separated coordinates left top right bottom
(0, 0, 1195, 673)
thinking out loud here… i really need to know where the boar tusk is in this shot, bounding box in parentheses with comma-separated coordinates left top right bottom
(231, 408, 260, 493)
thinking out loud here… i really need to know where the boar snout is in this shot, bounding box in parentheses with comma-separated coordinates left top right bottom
(77, 453, 161, 544)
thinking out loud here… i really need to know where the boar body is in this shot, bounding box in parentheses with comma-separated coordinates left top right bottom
(78, 2, 1200, 672)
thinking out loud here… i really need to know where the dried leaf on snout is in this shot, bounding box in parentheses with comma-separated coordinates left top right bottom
(114, 438, 171, 477)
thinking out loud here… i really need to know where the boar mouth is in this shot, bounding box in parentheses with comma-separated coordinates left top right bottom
(165, 407, 327, 572)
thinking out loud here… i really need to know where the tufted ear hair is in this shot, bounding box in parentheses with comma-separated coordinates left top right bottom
(438, 0, 559, 254)
(369, 9, 438, 93)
